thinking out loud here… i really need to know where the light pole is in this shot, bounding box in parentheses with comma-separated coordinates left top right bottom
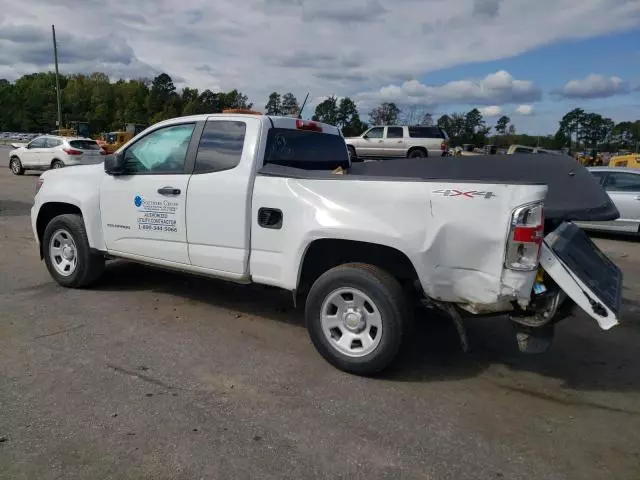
(52, 25, 62, 130)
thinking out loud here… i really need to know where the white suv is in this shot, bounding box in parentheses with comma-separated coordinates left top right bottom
(9, 135, 105, 175)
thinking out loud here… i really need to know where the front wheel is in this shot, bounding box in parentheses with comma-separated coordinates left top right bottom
(42, 214, 105, 288)
(9, 157, 25, 175)
(305, 263, 412, 376)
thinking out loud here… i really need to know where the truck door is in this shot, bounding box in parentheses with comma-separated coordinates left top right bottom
(383, 126, 406, 157)
(601, 171, 640, 232)
(22, 137, 46, 167)
(358, 127, 384, 157)
(185, 116, 259, 275)
(100, 122, 197, 264)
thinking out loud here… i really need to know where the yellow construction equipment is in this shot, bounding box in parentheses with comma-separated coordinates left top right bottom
(609, 153, 640, 168)
(51, 121, 90, 138)
(97, 123, 146, 154)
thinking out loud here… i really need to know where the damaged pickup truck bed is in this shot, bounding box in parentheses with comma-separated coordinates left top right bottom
(31, 114, 622, 375)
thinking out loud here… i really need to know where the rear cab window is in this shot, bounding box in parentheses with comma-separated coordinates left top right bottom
(408, 127, 444, 139)
(69, 140, 100, 150)
(264, 128, 349, 170)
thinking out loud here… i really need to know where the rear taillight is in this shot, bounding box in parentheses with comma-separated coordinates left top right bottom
(63, 148, 82, 155)
(440, 141, 447, 151)
(505, 203, 544, 271)
(296, 119, 322, 132)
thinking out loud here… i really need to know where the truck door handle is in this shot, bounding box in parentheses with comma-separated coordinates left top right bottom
(157, 186, 181, 195)
(397, 140, 402, 143)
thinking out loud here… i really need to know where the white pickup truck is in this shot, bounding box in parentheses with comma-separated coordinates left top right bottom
(30, 113, 622, 375)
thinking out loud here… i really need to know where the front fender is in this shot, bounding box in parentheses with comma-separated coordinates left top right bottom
(33, 167, 106, 251)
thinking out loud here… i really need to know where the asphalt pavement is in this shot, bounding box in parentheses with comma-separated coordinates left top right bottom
(1, 145, 640, 480)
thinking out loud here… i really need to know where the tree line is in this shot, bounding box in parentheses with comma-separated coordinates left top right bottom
(0, 72, 253, 135)
(1, 71, 638, 152)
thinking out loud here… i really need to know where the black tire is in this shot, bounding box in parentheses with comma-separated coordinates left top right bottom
(42, 214, 105, 288)
(51, 160, 65, 169)
(347, 145, 359, 162)
(305, 263, 412, 376)
(9, 156, 25, 175)
(408, 148, 427, 158)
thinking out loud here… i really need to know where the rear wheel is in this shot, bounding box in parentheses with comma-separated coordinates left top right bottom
(347, 145, 360, 162)
(51, 160, 64, 169)
(305, 263, 412, 376)
(43, 214, 104, 288)
(9, 157, 24, 175)
(408, 148, 427, 158)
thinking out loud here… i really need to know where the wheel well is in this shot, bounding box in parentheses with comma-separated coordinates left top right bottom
(51, 158, 63, 167)
(407, 146, 427, 157)
(298, 239, 420, 293)
(36, 202, 82, 246)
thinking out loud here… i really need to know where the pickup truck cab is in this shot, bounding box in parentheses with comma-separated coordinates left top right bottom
(31, 113, 622, 375)
(344, 125, 448, 160)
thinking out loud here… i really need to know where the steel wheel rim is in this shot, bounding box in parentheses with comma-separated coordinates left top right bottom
(49, 229, 78, 277)
(320, 287, 383, 358)
(11, 159, 20, 173)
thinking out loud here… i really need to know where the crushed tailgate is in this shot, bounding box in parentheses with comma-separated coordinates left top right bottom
(539, 222, 622, 330)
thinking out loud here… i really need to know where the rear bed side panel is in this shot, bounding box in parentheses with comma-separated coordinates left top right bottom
(250, 175, 547, 309)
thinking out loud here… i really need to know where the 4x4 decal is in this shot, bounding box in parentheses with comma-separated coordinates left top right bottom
(433, 189, 496, 199)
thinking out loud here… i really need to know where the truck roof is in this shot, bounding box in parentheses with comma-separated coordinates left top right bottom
(149, 114, 341, 136)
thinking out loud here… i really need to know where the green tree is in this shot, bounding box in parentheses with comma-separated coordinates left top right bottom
(369, 102, 400, 126)
(312, 96, 339, 125)
(495, 115, 510, 136)
(265, 92, 282, 115)
(421, 113, 433, 126)
(198, 89, 220, 113)
(464, 108, 485, 143)
(557, 108, 586, 150)
(218, 89, 253, 110)
(281, 92, 299, 117)
(437, 114, 452, 136)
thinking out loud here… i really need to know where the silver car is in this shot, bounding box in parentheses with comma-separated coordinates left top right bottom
(344, 125, 449, 160)
(574, 167, 640, 234)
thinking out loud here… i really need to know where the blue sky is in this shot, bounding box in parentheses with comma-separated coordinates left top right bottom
(418, 29, 640, 134)
(2, 0, 640, 135)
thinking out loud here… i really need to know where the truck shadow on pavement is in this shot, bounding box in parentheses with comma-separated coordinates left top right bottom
(95, 261, 640, 397)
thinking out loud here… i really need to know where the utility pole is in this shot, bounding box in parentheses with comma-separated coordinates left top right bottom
(52, 25, 62, 130)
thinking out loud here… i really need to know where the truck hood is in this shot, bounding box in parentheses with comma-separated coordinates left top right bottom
(41, 163, 104, 182)
(348, 153, 619, 222)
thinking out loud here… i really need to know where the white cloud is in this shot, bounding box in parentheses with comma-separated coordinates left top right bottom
(559, 74, 631, 99)
(0, 0, 639, 109)
(515, 104, 534, 115)
(479, 105, 503, 116)
(355, 71, 541, 109)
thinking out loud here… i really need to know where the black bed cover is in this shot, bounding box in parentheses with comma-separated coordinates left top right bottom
(347, 154, 619, 222)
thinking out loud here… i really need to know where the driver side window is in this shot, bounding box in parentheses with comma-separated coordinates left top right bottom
(123, 123, 196, 174)
(365, 127, 384, 139)
(28, 137, 46, 149)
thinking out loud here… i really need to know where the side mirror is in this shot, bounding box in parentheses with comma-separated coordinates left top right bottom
(104, 151, 125, 175)
(362, 134, 368, 139)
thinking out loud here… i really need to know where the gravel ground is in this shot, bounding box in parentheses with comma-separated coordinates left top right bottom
(1, 145, 640, 480)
